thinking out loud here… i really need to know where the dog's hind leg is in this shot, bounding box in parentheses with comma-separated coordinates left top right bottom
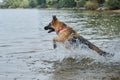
(78, 36, 109, 56)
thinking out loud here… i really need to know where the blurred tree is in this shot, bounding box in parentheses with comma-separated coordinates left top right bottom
(0, 0, 120, 10)
(37, 0, 46, 7)
(3, 0, 21, 8)
(106, 0, 120, 10)
(85, 0, 99, 10)
(58, 0, 76, 8)
(47, 0, 58, 7)
(2, 0, 29, 8)
(0, 2, 3, 8)
(29, 0, 38, 8)
(97, 0, 105, 4)
(20, 0, 29, 8)
(2, 0, 10, 8)
(75, 0, 88, 7)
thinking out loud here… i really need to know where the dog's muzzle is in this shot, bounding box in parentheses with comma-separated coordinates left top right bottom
(44, 25, 55, 33)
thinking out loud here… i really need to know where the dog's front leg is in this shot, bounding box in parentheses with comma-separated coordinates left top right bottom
(53, 38, 57, 49)
(53, 40, 57, 49)
(53, 38, 64, 49)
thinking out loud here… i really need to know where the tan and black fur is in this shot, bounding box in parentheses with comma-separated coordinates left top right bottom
(44, 16, 109, 56)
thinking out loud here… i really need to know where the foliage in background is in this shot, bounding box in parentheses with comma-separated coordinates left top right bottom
(37, 0, 47, 8)
(85, 0, 99, 10)
(58, 0, 76, 8)
(1, 0, 29, 8)
(29, 0, 38, 8)
(75, 0, 88, 7)
(97, 0, 105, 4)
(106, 0, 120, 10)
(0, 0, 120, 10)
(0, 0, 47, 8)
(47, 0, 59, 8)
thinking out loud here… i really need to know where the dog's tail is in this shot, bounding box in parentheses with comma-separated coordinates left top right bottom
(77, 36, 109, 56)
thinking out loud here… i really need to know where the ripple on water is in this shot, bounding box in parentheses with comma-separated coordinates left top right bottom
(0, 45, 12, 47)
(0, 9, 120, 80)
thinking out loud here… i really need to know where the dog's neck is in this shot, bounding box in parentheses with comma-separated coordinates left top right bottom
(57, 25, 67, 34)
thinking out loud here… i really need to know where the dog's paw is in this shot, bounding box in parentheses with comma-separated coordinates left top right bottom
(53, 43, 57, 49)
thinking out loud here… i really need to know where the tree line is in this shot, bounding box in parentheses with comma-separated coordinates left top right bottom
(0, 0, 46, 8)
(0, 0, 120, 10)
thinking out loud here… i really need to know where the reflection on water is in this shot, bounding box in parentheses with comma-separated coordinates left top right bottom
(86, 13, 120, 38)
(0, 9, 120, 80)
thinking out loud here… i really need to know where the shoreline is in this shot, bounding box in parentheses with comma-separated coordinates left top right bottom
(110, 10, 120, 13)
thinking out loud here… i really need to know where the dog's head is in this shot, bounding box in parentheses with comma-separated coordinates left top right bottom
(44, 16, 65, 33)
(44, 22, 55, 33)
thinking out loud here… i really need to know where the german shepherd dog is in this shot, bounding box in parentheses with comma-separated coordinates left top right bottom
(44, 16, 109, 56)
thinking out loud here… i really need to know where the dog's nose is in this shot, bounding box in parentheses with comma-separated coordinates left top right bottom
(44, 26, 48, 30)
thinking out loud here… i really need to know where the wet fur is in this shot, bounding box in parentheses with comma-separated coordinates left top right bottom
(44, 16, 109, 56)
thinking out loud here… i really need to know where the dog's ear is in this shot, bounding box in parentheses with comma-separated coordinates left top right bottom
(53, 15, 57, 21)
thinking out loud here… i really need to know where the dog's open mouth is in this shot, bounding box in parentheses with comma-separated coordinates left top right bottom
(44, 25, 55, 33)
(48, 28, 54, 33)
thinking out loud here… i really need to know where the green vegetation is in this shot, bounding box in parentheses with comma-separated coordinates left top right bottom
(0, 0, 47, 8)
(58, 0, 76, 8)
(75, 0, 88, 7)
(29, 0, 38, 8)
(0, 0, 120, 10)
(0, 0, 29, 8)
(106, 0, 120, 10)
(85, 0, 99, 10)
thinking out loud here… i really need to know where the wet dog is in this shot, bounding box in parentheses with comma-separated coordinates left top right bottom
(44, 16, 109, 56)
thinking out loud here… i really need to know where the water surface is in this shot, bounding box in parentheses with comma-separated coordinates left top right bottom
(0, 9, 120, 80)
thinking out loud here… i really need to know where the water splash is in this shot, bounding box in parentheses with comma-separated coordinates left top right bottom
(53, 39, 120, 65)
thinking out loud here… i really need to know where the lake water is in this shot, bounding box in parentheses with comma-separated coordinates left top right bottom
(0, 9, 120, 80)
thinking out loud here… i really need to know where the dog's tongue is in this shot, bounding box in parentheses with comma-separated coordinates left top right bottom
(48, 29, 55, 33)
(48, 30, 51, 33)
